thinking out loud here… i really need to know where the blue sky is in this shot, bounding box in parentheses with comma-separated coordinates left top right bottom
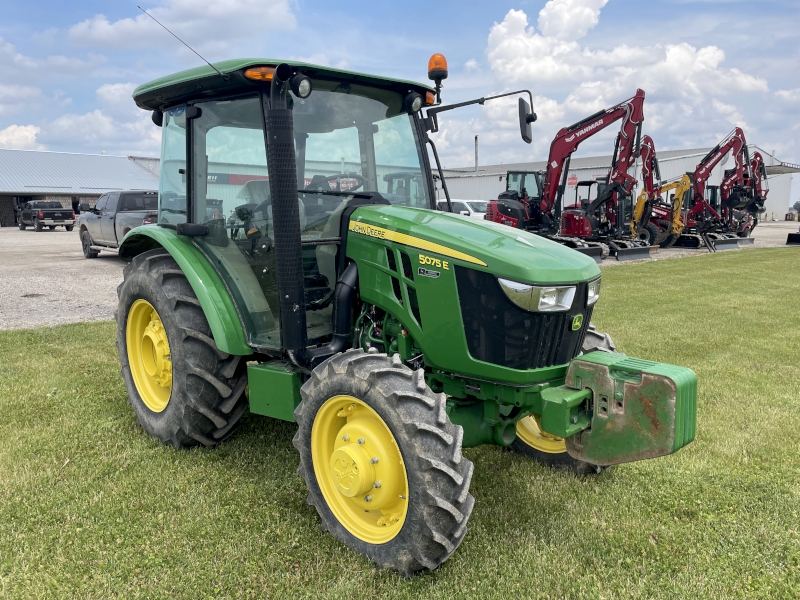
(0, 0, 798, 198)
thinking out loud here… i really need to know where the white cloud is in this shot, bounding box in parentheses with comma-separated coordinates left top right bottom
(538, 0, 608, 41)
(0, 124, 45, 150)
(38, 84, 161, 156)
(0, 84, 44, 115)
(431, 3, 786, 168)
(465, 59, 479, 71)
(68, 0, 296, 55)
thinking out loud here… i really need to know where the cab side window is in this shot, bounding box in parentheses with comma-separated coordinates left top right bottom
(95, 196, 108, 212)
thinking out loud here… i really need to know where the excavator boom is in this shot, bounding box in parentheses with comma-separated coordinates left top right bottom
(542, 89, 645, 214)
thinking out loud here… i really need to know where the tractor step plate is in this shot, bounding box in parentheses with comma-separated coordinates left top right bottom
(563, 352, 697, 466)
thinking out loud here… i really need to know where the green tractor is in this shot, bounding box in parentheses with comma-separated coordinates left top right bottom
(118, 57, 697, 575)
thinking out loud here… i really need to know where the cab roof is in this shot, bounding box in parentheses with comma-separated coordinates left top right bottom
(132, 58, 434, 112)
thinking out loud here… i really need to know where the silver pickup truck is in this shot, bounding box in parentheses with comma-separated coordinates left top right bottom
(76, 191, 158, 258)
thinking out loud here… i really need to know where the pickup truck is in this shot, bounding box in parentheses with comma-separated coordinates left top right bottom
(76, 190, 158, 258)
(17, 201, 76, 231)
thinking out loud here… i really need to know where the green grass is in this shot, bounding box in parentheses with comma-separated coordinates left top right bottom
(1, 247, 799, 599)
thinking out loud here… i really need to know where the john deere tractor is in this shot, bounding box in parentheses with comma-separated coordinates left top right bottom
(118, 57, 697, 575)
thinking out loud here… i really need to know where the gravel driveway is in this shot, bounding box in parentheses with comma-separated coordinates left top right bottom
(0, 220, 796, 330)
(0, 227, 124, 330)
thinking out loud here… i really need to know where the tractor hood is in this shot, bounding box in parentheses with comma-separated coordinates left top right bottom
(349, 205, 600, 284)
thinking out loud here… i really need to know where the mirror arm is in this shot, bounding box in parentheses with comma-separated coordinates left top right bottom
(424, 89, 536, 133)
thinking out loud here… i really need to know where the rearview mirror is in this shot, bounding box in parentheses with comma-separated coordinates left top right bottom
(79, 203, 91, 212)
(519, 98, 536, 144)
(460, 211, 470, 216)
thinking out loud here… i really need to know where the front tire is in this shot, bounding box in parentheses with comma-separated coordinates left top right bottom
(18, 221, 26, 230)
(117, 248, 248, 448)
(294, 349, 475, 576)
(81, 231, 99, 258)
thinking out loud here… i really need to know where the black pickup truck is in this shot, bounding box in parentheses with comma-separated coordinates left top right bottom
(76, 191, 158, 258)
(18, 201, 76, 231)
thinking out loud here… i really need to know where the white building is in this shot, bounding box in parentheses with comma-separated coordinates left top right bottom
(439, 146, 799, 221)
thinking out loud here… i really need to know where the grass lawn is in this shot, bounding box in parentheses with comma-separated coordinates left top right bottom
(1, 247, 799, 599)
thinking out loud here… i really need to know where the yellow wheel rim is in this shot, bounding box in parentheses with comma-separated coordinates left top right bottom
(127, 299, 173, 413)
(311, 395, 409, 544)
(516, 415, 567, 454)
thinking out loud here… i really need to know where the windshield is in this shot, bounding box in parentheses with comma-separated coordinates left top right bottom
(466, 201, 487, 213)
(295, 86, 431, 211)
(507, 173, 540, 198)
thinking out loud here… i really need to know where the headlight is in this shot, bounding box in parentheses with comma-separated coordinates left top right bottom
(587, 278, 601, 306)
(498, 279, 576, 313)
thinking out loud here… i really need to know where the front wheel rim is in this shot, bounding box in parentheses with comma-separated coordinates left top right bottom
(516, 415, 567, 454)
(311, 395, 409, 544)
(127, 299, 172, 412)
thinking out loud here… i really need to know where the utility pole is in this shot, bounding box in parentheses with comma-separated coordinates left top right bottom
(474, 135, 478, 172)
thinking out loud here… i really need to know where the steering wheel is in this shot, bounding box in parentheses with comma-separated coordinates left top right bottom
(315, 172, 367, 193)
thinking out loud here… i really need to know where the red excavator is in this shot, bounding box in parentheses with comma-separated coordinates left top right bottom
(674, 127, 765, 249)
(485, 89, 650, 261)
(629, 134, 666, 245)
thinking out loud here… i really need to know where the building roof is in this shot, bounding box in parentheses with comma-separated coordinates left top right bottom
(0, 149, 159, 195)
(444, 147, 715, 177)
(445, 145, 794, 178)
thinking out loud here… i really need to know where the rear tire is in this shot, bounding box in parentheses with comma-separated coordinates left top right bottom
(117, 248, 248, 448)
(34, 219, 43, 232)
(81, 231, 99, 258)
(65, 225, 74, 232)
(48, 225, 55, 230)
(295, 349, 475, 576)
(637, 222, 661, 245)
(509, 323, 615, 475)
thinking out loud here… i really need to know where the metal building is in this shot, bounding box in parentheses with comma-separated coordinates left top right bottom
(0, 149, 160, 227)
(439, 146, 798, 221)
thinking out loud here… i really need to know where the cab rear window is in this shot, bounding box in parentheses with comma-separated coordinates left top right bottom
(120, 194, 158, 211)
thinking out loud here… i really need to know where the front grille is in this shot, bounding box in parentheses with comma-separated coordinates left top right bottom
(455, 267, 592, 370)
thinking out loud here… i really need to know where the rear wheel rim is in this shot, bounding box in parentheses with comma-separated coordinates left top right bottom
(311, 395, 409, 544)
(127, 299, 172, 412)
(516, 415, 567, 454)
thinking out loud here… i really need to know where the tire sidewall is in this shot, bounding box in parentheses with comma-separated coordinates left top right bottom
(118, 259, 190, 441)
(296, 365, 433, 563)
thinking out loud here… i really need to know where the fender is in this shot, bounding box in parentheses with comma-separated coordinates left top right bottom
(119, 226, 252, 356)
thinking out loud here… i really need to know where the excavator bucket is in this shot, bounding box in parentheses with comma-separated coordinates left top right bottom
(573, 246, 603, 263)
(737, 237, 755, 247)
(787, 233, 800, 245)
(608, 241, 651, 262)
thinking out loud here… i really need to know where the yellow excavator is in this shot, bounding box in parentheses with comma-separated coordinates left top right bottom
(631, 174, 691, 248)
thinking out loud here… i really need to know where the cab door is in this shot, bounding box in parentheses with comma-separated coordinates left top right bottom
(100, 192, 120, 245)
(85, 195, 106, 242)
(21, 203, 32, 224)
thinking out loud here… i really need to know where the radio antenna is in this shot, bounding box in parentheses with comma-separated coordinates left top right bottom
(137, 6, 228, 80)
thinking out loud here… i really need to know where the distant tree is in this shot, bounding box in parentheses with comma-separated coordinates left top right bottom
(793, 200, 800, 213)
